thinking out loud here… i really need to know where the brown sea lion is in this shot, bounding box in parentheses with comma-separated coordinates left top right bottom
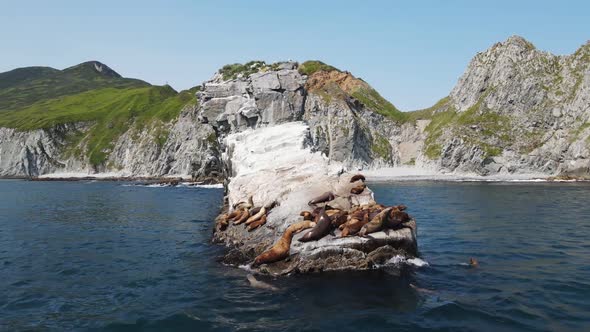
(325, 209, 342, 217)
(249, 206, 262, 215)
(308, 192, 336, 206)
(469, 258, 479, 267)
(247, 214, 267, 232)
(298, 208, 332, 242)
(253, 220, 315, 266)
(245, 207, 266, 225)
(393, 204, 407, 211)
(329, 211, 348, 227)
(349, 174, 366, 183)
(300, 211, 313, 220)
(384, 209, 410, 229)
(233, 209, 250, 225)
(226, 210, 241, 221)
(217, 215, 229, 231)
(368, 206, 385, 220)
(359, 207, 393, 236)
(350, 184, 367, 195)
(339, 215, 370, 237)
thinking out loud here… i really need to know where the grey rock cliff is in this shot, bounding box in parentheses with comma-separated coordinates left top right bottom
(425, 36, 590, 176)
(0, 105, 221, 179)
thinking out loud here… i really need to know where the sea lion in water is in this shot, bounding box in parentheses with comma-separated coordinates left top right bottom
(350, 184, 366, 195)
(247, 214, 267, 232)
(247, 274, 278, 291)
(469, 258, 479, 267)
(308, 192, 335, 206)
(233, 209, 250, 225)
(359, 207, 393, 236)
(253, 220, 315, 266)
(245, 207, 266, 225)
(350, 174, 366, 183)
(298, 208, 332, 242)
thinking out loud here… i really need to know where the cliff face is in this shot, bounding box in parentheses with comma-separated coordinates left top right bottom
(0, 107, 221, 179)
(422, 36, 590, 176)
(197, 61, 418, 171)
(1, 36, 589, 179)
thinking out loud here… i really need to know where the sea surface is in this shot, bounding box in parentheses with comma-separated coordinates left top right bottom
(1, 180, 589, 331)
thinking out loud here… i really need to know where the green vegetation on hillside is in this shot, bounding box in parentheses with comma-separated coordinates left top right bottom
(404, 97, 451, 123)
(0, 61, 199, 166)
(422, 94, 512, 159)
(351, 87, 407, 123)
(0, 85, 197, 165)
(219, 61, 267, 81)
(0, 61, 148, 111)
(298, 61, 339, 76)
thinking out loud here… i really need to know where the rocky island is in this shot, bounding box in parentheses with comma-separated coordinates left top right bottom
(1, 36, 589, 272)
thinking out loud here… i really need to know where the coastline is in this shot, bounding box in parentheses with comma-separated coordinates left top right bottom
(362, 167, 590, 183)
(0, 172, 223, 186)
(3, 167, 588, 184)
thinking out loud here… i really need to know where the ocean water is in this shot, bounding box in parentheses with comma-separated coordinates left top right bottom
(1, 180, 589, 331)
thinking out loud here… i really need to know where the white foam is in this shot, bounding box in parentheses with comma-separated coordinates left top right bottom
(386, 255, 429, 267)
(123, 182, 223, 189)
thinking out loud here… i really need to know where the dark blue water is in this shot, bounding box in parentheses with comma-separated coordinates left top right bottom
(1, 180, 589, 331)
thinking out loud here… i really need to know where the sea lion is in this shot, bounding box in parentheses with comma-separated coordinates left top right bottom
(233, 195, 254, 210)
(469, 258, 479, 267)
(349, 174, 366, 183)
(359, 207, 393, 236)
(298, 208, 332, 242)
(217, 215, 229, 231)
(253, 220, 315, 266)
(339, 215, 370, 237)
(329, 211, 348, 227)
(247, 214, 267, 232)
(247, 274, 278, 291)
(325, 209, 342, 217)
(245, 207, 266, 225)
(233, 209, 250, 225)
(249, 206, 262, 215)
(308, 192, 336, 206)
(226, 210, 241, 221)
(350, 184, 367, 195)
(300, 211, 313, 220)
(393, 204, 407, 211)
(383, 209, 410, 229)
(264, 200, 279, 211)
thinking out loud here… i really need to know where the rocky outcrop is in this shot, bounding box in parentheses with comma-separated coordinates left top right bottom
(0, 105, 222, 179)
(106, 105, 221, 178)
(0, 123, 88, 177)
(212, 122, 417, 274)
(423, 36, 590, 176)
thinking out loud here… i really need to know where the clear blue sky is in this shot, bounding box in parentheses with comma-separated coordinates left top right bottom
(2, 0, 588, 110)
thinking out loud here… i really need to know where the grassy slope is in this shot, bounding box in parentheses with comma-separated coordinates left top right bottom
(0, 61, 149, 111)
(0, 62, 198, 166)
